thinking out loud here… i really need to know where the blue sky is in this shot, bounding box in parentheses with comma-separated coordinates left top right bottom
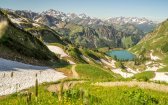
(0, 0, 168, 22)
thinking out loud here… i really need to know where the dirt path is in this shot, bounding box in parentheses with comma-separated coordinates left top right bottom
(71, 65, 79, 78)
(47, 81, 84, 93)
(94, 81, 168, 93)
(47, 65, 84, 93)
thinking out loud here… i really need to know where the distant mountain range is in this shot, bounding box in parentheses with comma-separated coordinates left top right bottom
(38, 9, 157, 33)
(2, 8, 158, 48)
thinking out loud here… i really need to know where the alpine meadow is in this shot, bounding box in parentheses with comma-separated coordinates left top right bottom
(0, 0, 168, 105)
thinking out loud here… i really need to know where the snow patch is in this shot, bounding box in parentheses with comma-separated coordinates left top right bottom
(32, 23, 40, 27)
(145, 61, 165, 72)
(126, 68, 139, 74)
(151, 72, 168, 82)
(47, 45, 68, 58)
(145, 61, 152, 65)
(112, 69, 134, 78)
(100, 59, 116, 68)
(80, 55, 90, 62)
(0, 58, 66, 96)
(150, 50, 160, 61)
(145, 65, 163, 71)
(67, 60, 76, 65)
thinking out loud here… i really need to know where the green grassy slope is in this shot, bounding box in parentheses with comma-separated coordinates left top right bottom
(130, 19, 168, 71)
(76, 64, 121, 81)
(4, 9, 66, 46)
(25, 27, 65, 45)
(0, 10, 59, 63)
(133, 71, 155, 81)
(130, 19, 168, 53)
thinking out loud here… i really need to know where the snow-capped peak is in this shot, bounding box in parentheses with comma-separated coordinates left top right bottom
(66, 13, 78, 18)
(79, 13, 88, 19)
(41, 9, 67, 20)
(105, 17, 155, 25)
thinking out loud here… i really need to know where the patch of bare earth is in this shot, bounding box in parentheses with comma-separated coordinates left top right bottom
(47, 81, 84, 93)
(71, 65, 79, 78)
(57, 68, 73, 77)
(47, 65, 83, 93)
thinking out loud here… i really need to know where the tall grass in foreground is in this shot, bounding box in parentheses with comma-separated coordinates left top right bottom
(1, 82, 168, 105)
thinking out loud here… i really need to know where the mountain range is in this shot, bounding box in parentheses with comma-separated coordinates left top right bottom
(3, 8, 157, 49)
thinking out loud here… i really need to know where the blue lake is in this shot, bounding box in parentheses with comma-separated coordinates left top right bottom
(106, 50, 136, 60)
